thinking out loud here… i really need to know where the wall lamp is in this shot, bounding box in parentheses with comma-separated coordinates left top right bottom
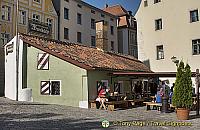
(171, 56, 179, 66)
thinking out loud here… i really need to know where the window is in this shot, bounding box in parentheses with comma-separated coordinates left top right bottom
(32, 14, 40, 22)
(91, 36, 96, 46)
(192, 39, 200, 55)
(155, 18, 162, 30)
(1, 33, 9, 44)
(33, 0, 40, 3)
(111, 41, 114, 51)
(91, 10, 95, 14)
(64, 28, 69, 40)
(1, 5, 11, 21)
(157, 45, 164, 60)
(19, 10, 26, 25)
(91, 19, 95, 29)
(64, 8, 69, 19)
(154, 0, 161, 4)
(114, 81, 123, 94)
(77, 4, 82, 8)
(40, 81, 61, 95)
(101, 14, 105, 18)
(97, 80, 108, 95)
(77, 32, 82, 43)
(144, 0, 148, 7)
(110, 26, 114, 35)
(77, 13, 82, 24)
(46, 18, 53, 27)
(37, 53, 49, 70)
(190, 10, 199, 22)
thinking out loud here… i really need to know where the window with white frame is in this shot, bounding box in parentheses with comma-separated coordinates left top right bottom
(157, 45, 164, 60)
(190, 10, 199, 23)
(155, 18, 162, 30)
(0, 33, 9, 44)
(40, 80, 61, 95)
(91, 19, 95, 29)
(46, 18, 53, 27)
(64, 8, 69, 20)
(32, 13, 40, 22)
(77, 13, 82, 24)
(33, 0, 40, 3)
(19, 10, 26, 25)
(1, 5, 11, 21)
(192, 39, 200, 55)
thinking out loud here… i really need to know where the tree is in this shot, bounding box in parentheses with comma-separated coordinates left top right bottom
(172, 61, 193, 109)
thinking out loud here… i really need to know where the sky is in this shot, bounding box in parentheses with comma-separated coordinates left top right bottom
(83, 0, 141, 15)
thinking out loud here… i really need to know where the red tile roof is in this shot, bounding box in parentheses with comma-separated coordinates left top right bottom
(19, 34, 151, 72)
(103, 5, 128, 16)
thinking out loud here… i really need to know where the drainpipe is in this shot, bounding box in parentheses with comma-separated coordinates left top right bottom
(16, 0, 19, 101)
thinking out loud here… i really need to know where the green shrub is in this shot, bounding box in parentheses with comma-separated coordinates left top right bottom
(172, 61, 193, 109)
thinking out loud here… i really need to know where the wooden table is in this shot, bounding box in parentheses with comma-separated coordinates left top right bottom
(106, 100, 128, 111)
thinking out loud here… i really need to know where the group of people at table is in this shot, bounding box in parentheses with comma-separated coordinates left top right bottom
(95, 81, 174, 110)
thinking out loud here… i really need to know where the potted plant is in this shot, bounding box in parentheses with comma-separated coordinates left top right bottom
(172, 61, 193, 120)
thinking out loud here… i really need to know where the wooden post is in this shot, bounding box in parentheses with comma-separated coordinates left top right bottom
(196, 69, 199, 116)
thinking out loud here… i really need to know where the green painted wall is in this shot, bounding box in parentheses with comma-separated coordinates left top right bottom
(87, 71, 132, 100)
(26, 46, 87, 107)
(87, 70, 111, 100)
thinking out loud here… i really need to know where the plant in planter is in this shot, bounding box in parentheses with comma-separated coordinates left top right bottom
(172, 61, 193, 120)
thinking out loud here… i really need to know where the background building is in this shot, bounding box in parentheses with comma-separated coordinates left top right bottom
(104, 4, 138, 58)
(52, 0, 118, 52)
(135, 0, 200, 86)
(0, 0, 58, 96)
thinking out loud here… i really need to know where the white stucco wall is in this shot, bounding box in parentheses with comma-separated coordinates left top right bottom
(4, 36, 23, 100)
(135, 0, 200, 73)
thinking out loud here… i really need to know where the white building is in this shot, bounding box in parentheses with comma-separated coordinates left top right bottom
(52, 0, 118, 52)
(135, 0, 200, 86)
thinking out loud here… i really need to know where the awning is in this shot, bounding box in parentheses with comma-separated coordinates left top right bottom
(109, 72, 196, 77)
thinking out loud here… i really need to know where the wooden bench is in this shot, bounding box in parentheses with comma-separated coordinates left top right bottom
(106, 100, 128, 111)
(89, 100, 97, 109)
(127, 99, 145, 107)
(143, 102, 162, 111)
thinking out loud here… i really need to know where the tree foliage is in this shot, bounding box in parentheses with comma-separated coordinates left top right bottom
(172, 61, 193, 109)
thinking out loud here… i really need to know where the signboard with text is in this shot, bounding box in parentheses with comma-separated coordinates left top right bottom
(28, 20, 51, 36)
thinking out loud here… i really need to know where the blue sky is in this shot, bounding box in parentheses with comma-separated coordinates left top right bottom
(83, 0, 141, 15)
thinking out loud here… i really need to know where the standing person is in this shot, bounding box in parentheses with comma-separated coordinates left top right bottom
(169, 83, 174, 104)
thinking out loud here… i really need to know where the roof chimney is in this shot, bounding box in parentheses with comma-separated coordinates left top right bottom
(105, 4, 108, 8)
(128, 11, 132, 16)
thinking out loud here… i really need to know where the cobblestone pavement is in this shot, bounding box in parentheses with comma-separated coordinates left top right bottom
(0, 97, 200, 130)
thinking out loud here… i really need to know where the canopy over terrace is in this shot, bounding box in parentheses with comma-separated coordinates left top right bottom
(108, 71, 196, 100)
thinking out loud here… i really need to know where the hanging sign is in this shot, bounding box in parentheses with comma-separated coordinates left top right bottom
(28, 20, 51, 35)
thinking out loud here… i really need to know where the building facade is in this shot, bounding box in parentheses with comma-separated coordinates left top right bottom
(135, 0, 200, 75)
(0, 0, 58, 96)
(52, 0, 118, 52)
(4, 34, 150, 108)
(104, 5, 138, 58)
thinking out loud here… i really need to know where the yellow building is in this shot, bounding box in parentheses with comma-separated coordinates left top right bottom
(0, 0, 58, 45)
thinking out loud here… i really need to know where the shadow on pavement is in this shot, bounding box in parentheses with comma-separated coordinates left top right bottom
(0, 113, 113, 129)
